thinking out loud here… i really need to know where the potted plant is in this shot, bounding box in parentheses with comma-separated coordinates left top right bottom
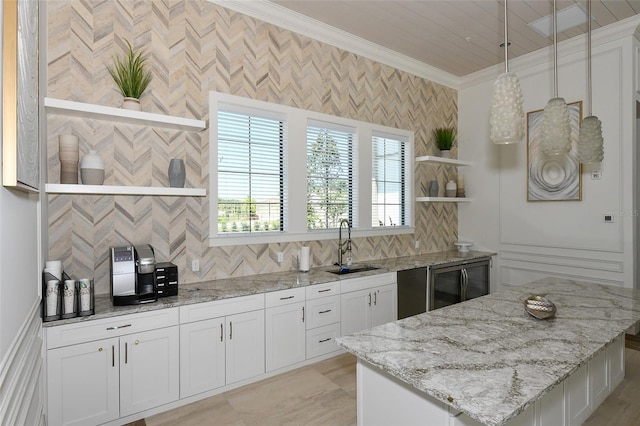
(106, 39, 153, 111)
(432, 127, 456, 158)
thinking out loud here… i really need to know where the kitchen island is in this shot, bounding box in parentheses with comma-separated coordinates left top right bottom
(336, 278, 640, 426)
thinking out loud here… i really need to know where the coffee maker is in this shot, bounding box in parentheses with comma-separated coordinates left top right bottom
(110, 244, 157, 306)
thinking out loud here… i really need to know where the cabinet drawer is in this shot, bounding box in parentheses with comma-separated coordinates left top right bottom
(306, 295, 341, 330)
(265, 287, 306, 308)
(180, 294, 265, 324)
(46, 307, 179, 349)
(340, 272, 396, 293)
(306, 323, 341, 359)
(306, 281, 341, 300)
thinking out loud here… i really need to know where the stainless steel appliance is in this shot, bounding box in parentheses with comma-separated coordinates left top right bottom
(397, 257, 491, 319)
(110, 244, 157, 305)
(428, 258, 490, 311)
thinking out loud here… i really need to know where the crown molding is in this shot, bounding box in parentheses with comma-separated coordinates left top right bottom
(459, 14, 640, 90)
(208, 0, 461, 89)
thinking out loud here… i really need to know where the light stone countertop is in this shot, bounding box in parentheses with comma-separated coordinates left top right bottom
(335, 277, 640, 426)
(43, 250, 494, 327)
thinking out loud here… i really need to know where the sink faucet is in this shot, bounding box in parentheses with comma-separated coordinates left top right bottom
(338, 219, 352, 268)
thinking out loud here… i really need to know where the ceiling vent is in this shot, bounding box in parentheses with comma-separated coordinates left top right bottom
(528, 3, 589, 37)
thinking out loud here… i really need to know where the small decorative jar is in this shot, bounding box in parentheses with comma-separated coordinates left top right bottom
(445, 180, 457, 197)
(80, 150, 105, 185)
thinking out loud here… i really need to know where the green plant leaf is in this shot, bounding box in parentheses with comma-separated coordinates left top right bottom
(106, 39, 153, 99)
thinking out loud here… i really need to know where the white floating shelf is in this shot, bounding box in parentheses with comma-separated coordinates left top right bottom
(45, 184, 206, 197)
(416, 196, 471, 203)
(44, 98, 206, 131)
(415, 156, 472, 167)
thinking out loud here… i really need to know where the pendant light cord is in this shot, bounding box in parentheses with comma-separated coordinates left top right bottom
(587, 0, 592, 115)
(504, 0, 509, 73)
(553, 0, 558, 97)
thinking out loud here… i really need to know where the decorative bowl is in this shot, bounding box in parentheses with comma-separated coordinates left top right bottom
(524, 295, 557, 320)
(454, 241, 473, 253)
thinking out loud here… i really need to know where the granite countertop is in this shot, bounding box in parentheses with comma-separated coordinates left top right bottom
(43, 250, 495, 327)
(336, 278, 640, 426)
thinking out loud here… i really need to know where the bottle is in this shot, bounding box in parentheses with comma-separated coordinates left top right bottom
(345, 242, 353, 267)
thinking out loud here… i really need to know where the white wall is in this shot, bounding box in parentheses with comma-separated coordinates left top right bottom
(459, 17, 640, 290)
(0, 2, 45, 424)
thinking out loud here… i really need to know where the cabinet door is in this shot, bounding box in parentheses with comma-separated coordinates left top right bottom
(120, 326, 179, 417)
(47, 337, 119, 426)
(341, 288, 372, 335)
(226, 310, 265, 384)
(265, 302, 306, 372)
(371, 284, 397, 328)
(565, 363, 589, 426)
(180, 318, 226, 398)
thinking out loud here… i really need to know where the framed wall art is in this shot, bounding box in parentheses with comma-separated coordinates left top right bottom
(2, 0, 39, 192)
(527, 100, 582, 202)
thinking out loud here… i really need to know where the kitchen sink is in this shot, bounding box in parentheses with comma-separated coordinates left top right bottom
(327, 265, 380, 275)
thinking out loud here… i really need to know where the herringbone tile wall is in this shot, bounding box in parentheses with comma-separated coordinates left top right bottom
(46, 0, 459, 294)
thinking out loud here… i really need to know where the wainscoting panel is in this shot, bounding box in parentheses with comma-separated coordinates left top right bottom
(0, 300, 44, 425)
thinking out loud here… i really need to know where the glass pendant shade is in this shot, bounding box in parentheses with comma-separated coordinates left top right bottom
(490, 72, 525, 144)
(577, 115, 604, 163)
(541, 97, 571, 156)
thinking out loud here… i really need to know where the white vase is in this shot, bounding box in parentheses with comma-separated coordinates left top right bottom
(440, 149, 451, 159)
(122, 97, 141, 111)
(80, 150, 105, 185)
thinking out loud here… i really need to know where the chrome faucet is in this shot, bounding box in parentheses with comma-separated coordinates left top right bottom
(338, 219, 352, 268)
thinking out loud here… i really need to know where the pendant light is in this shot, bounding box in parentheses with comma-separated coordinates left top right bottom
(577, 0, 604, 163)
(489, 0, 524, 145)
(541, 0, 571, 156)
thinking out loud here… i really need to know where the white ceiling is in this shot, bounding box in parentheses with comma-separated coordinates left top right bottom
(269, 0, 640, 77)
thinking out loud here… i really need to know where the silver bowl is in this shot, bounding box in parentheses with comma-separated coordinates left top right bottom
(524, 295, 557, 320)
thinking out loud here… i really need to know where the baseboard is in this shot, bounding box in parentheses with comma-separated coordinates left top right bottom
(0, 299, 44, 425)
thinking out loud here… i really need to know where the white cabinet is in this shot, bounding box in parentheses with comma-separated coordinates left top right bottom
(179, 294, 265, 398)
(46, 309, 180, 426)
(265, 288, 306, 372)
(119, 327, 179, 417)
(340, 273, 397, 336)
(47, 337, 120, 426)
(305, 280, 342, 359)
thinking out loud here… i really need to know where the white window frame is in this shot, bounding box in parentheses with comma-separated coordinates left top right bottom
(209, 91, 414, 247)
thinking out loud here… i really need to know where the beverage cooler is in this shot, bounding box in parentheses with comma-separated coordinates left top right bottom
(427, 258, 490, 311)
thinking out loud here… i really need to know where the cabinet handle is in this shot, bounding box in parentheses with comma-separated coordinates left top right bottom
(280, 295, 294, 300)
(368, 293, 371, 306)
(374, 291, 377, 306)
(134, 340, 139, 345)
(106, 324, 131, 331)
(125, 342, 128, 364)
(319, 338, 331, 343)
(302, 306, 305, 322)
(229, 321, 233, 340)
(318, 289, 331, 293)
(220, 323, 223, 342)
(98, 347, 103, 352)
(111, 345, 115, 367)
(319, 309, 332, 314)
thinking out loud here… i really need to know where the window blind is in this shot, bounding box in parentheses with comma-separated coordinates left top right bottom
(217, 110, 285, 234)
(372, 135, 405, 227)
(306, 124, 354, 230)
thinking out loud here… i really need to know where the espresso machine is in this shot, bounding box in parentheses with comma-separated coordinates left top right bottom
(110, 244, 157, 305)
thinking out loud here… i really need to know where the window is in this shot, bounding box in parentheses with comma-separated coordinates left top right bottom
(217, 109, 285, 234)
(372, 134, 406, 227)
(306, 123, 354, 230)
(209, 91, 414, 247)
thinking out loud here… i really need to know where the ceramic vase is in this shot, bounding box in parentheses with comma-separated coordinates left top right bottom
(59, 135, 79, 184)
(80, 150, 105, 185)
(440, 149, 451, 159)
(168, 159, 186, 188)
(122, 97, 141, 111)
(428, 180, 439, 197)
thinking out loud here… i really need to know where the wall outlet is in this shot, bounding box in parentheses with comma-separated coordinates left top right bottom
(604, 214, 614, 223)
(591, 170, 602, 180)
(191, 259, 200, 272)
(277, 252, 284, 263)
